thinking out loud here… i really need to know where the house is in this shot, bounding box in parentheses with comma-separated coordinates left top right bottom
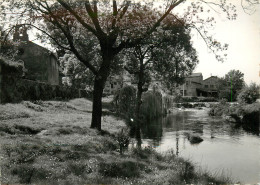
(104, 75, 124, 94)
(201, 76, 219, 97)
(178, 73, 220, 97)
(13, 25, 59, 85)
(179, 73, 203, 97)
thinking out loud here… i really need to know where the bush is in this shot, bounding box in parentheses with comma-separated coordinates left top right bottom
(1, 75, 80, 103)
(208, 100, 229, 116)
(115, 128, 130, 155)
(237, 83, 260, 104)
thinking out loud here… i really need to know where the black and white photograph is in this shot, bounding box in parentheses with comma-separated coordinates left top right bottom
(0, 0, 259, 184)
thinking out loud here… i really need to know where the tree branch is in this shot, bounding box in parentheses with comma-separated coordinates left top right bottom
(114, 0, 185, 54)
(111, 0, 118, 28)
(57, 0, 98, 37)
(85, 0, 105, 36)
(43, 3, 98, 75)
(124, 65, 139, 75)
(18, 23, 71, 51)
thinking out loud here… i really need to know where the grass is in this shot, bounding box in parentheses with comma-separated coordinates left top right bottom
(0, 98, 232, 184)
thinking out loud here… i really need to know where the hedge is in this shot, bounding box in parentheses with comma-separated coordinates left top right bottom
(1, 75, 82, 103)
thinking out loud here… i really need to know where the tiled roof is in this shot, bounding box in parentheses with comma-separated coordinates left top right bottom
(190, 73, 202, 77)
(203, 76, 218, 81)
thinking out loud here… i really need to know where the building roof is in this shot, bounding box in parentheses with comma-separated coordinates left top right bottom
(187, 73, 202, 77)
(203, 76, 218, 82)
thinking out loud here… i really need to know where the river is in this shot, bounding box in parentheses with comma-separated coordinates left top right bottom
(141, 108, 260, 184)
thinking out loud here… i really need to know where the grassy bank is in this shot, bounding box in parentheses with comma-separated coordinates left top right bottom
(209, 101, 260, 133)
(1, 98, 230, 184)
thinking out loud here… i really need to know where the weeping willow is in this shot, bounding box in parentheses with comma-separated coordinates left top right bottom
(140, 91, 163, 121)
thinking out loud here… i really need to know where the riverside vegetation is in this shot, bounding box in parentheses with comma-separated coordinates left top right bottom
(0, 97, 231, 184)
(209, 83, 260, 134)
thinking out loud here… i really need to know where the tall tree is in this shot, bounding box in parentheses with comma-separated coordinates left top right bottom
(152, 17, 199, 92)
(218, 70, 245, 101)
(225, 69, 245, 101)
(122, 18, 198, 145)
(0, 0, 237, 130)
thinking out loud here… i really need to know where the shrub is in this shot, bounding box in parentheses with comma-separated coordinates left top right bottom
(208, 101, 229, 116)
(237, 83, 260, 104)
(115, 128, 130, 155)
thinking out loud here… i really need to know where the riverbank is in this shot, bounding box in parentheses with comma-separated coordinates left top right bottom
(209, 101, 260, 134)
(0, 98, 231, 184)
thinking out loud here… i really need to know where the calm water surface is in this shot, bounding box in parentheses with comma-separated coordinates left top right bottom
(142, 108, 260, 184)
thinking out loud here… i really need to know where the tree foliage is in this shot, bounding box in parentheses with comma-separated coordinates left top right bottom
(218, 70, 245, 101)
(237, 83, 260, 104)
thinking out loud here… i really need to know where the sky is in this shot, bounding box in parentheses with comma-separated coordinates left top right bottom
(190, 1, 260, 85)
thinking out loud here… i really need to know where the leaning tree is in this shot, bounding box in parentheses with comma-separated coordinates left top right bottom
(0, 0, 239, 130)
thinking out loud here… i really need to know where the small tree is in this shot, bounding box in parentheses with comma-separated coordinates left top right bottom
(237, 83, 260, 104)
(218, 70, 245, 101)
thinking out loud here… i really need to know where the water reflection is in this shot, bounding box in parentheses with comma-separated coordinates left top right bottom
(141, 117, 163, 147)
(141, 109, 260, 184)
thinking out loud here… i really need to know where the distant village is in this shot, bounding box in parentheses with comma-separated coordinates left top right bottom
(1, 25, 222, 103)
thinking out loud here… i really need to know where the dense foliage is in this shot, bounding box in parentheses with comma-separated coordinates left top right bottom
(218, 70, 245, 101)
(237, 83, 260, 104)
(140, 90, 164, 121)
(113, 85, 136, 118)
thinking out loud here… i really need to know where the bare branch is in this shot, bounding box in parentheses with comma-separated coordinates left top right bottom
(57, 0, 98, 36)
(112, 0, 118, 28)
(85, 0, 105, 36)
(19, 23, 71, 51)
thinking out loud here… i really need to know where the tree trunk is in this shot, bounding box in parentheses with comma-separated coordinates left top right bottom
(90, 77, 104, 131)
(90, 51, 112, 130)
(135, 84, 143, 147)
(135, 65, 144, 147)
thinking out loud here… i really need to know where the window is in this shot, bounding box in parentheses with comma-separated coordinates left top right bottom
(210, 85, 214, 88)
(186, 81, 189, 85)
(111, 83, 113, 88)
(205, 85, 208, 88)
